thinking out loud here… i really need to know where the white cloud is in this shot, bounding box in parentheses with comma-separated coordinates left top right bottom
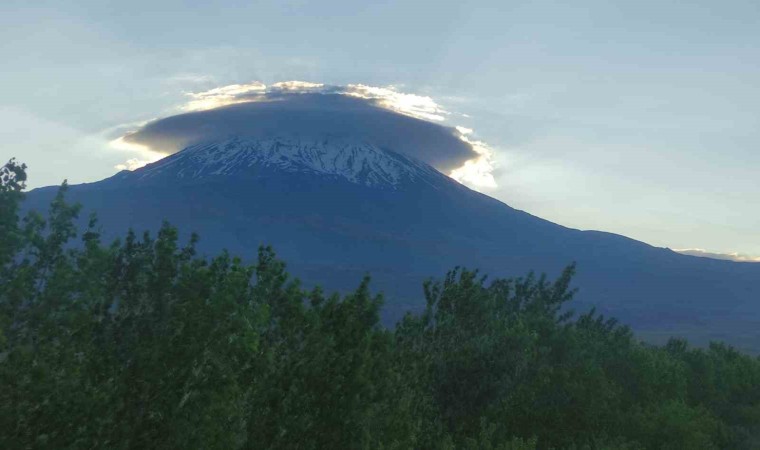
(109, 135, 163, 171)
(182, 81, 267, 112)
(270, 80, 325, 92)
(343, 84, 448, 122)
(176, 80, 449, 122)
(450, 133, 497, 189)
(117, 80, 499, 188)
(115, 158, 153, 171)
(674, 248, 760, 263)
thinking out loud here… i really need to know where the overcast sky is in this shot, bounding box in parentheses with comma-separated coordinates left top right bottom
(1, 0, 759, 259)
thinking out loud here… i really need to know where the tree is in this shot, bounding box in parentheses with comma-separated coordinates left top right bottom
(2, 160, 760, 449)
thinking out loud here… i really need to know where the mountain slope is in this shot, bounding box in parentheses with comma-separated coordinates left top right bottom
(24, 136, 760, 351)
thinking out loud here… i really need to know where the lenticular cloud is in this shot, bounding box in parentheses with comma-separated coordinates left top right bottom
(115, 81, 497, 187)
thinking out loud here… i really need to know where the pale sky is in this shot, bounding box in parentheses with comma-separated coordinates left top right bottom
(1, 0, 759, 259)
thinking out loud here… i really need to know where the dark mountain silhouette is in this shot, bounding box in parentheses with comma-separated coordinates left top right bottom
(24, 135, 760, 351)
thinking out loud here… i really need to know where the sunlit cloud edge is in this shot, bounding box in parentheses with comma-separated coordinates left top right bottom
(123, 80, 499, 188)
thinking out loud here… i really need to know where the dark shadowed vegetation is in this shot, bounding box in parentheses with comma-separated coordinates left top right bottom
(2, 159, 760, 449)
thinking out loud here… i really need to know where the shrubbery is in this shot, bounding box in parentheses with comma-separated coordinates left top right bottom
(2, 159, 760, 449)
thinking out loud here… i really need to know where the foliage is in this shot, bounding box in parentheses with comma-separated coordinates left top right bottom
(2, 159, 760, 449)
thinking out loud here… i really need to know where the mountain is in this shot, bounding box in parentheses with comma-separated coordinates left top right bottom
(24, 135, 760, 351)
(108, 136, 449, 189)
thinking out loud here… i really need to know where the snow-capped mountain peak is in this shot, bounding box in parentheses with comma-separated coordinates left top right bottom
(118, 136, 450, 189)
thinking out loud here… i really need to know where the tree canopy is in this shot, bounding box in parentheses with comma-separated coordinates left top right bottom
(2, 159, 760, 449)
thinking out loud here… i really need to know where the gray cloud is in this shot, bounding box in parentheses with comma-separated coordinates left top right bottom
(122, 91, 479, 173)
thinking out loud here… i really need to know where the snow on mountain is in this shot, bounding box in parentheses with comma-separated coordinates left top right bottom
(118, 136, 452, 190)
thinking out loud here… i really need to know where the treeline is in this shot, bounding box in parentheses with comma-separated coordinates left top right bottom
(2, 159, 760, 449)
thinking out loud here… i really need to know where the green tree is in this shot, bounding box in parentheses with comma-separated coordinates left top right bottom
(3, 160, 760, 449)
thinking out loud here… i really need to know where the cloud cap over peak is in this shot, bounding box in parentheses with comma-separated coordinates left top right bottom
(119, 82, 494, 179)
